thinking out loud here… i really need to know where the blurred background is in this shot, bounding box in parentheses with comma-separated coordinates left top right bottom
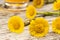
(0, 0, 32, 4)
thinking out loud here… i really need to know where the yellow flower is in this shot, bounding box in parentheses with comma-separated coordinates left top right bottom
(26, 5, 36, 19)
(33, 0, 44, 8)
(8, 16, 24, 34)
(56, 0, 60, 2)
(53, 2, 60, 10)
(29, 17, 49, 38)
(52, 17, 60, 34)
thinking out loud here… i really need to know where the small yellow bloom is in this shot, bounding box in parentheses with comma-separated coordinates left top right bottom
(26, 5, 36, 19)
(53, 2, 60, 10)
(52, 17, 60, 34)
(56, 0, 60, 2)
(8, 16, 24, 34)
(33, 0, 44, 8)
(29, 17, 49, 38)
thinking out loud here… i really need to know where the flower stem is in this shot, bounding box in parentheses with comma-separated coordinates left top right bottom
(59, 10, 60, 16)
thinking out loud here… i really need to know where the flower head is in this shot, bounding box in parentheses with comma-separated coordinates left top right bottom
(26, 5, 36, 19)
(56, 0, 60, 2)
(29, 17, 49, 38)
(52, 17, 60, 34)
(53, 1, 60, 10)
(33, 0, 44, 8)
(8, 16, 24, 34)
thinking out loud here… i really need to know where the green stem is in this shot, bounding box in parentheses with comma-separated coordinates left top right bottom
(59, 10, 60, 16)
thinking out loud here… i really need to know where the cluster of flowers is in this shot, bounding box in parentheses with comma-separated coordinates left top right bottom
(3, 0, 59, 38)
(7, 3, 60, 38)
(8, 15, 60, 38)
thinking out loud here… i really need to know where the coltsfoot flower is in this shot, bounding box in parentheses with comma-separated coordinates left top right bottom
(53, 1, 60, 10)
(26, 5, 36, 19)
(29, 17, 49, 38)
(52, 17, 60, 34)
(56, 0, 60, 2)
(8, 16, 24, 34)
(33, 0, 44, 8)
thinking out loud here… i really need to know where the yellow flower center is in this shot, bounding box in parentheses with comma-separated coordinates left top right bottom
(12, 21, 20, 30)
(34, 24, 44, 33)
(36, 0, 41, 5)
(29, 9, 34, 16)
